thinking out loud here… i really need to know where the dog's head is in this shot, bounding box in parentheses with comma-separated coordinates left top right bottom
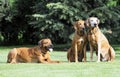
(38, 38, 53, 52)
(85, 17, 100, 28)
(74, 20, 85, 35)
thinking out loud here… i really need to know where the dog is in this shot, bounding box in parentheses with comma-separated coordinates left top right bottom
(85, 17, 115, 62)
(7, 38, 60, 63)
(67, 20, 87, 62)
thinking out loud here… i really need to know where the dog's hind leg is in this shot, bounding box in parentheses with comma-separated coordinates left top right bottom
(83, 44, 87, 62)
(7, 48, 17, 63)
(109, 46, 115, 61)
(67, 48, 71, 62)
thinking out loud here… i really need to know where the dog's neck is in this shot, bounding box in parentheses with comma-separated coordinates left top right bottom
(76, 31, 86, 36)
(39, 47, 48, 54)
(88, 26, 100, 35)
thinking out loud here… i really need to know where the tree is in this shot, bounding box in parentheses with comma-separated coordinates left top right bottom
(32, 0, 120, 44)
(0, 0, 14, 45)
(0, 0, 120, 45)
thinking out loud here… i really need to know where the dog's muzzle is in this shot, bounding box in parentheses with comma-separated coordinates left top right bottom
(94, 23, 97, 27)
(91, 23, 97, 28)
(78, 28, 85, 36)
(45, 45, 53, 52)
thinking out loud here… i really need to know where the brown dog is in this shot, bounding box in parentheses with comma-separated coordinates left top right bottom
(85, 17, 115, 62)
(67, 20, 87, 62)
(7, 38, 60, 63)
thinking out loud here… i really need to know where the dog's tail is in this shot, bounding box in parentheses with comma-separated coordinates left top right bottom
(109, 46, 115, 61)
(7, 48, 17, 63)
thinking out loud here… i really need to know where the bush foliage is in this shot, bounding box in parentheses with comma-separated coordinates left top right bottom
(0, 0, 120, 45)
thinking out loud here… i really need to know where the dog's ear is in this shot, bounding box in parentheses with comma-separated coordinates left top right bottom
(97, 18, 100, 24)
(73, 21, 78, 30)
(38, 40, 43, 47)
(85, 18, 89, 27)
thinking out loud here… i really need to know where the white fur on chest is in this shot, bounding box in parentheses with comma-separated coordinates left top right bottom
(79, 38, 84, 42)
(77, 38, 84, 44)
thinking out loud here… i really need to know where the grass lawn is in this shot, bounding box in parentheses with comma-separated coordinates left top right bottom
(0, 45, 120, 77)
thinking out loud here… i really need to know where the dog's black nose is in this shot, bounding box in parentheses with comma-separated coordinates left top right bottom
(94, 23, 97, 26)
(50, 44, 54, 48)
(81, 28, 85, 31)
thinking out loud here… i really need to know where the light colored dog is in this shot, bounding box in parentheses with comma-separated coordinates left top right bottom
(85, 17, 115, 62)
(67, 20, 87, 62)
(7, 38, 60, 63)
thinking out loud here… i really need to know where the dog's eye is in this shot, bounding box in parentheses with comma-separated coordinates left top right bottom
(90, 20, 93, 21)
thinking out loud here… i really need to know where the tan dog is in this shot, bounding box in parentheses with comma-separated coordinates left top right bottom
(85, 17, 115, 62)
(67, 20, 87, 62)
(7, 38, 60, 63)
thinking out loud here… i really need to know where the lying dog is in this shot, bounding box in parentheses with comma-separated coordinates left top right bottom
(7, 38, 60, 63)
(85, 17, 115, 62)
(67, 20, 87, 62)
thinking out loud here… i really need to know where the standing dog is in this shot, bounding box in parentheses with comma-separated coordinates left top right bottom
(7, 38, 60, 63)
(85, 17, 115, 62)
(67, 20, 87, 62)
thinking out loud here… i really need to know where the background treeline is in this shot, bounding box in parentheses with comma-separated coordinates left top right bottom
(0, 0, 120, 45)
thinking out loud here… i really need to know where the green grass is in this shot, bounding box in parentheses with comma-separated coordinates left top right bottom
(0, 45, 120, 77)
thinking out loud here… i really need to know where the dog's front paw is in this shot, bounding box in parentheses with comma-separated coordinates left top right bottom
(97, 60, 100, 63)
(102, 58, 107, 62)
(75, 60, 78, 63)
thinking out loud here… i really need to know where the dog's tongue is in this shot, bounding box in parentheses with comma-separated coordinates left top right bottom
(49, 48, 53, 52)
